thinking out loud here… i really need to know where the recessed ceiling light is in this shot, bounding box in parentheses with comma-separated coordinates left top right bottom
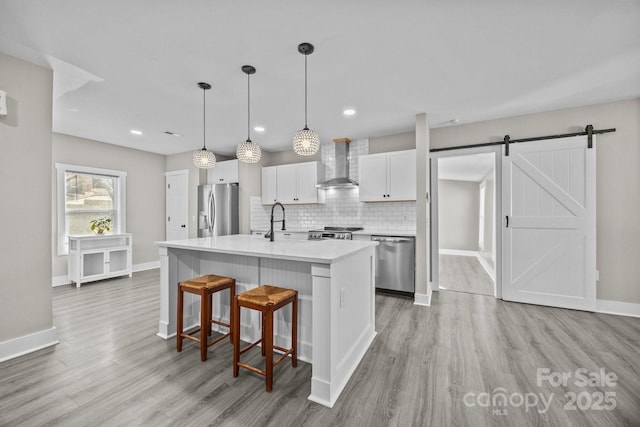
(130, 130, 143, 135)
(67, 108, 79, 112)
(343, 108, 356, 116)
(164, 131, 183, 137)
(254, 126, 265, 132)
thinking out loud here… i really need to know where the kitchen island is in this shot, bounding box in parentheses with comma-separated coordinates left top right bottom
(156, 234, 378, 408)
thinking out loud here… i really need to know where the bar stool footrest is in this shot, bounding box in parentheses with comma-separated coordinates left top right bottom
(207, 332, 231, 348)
(238, 338, 263, 356)
(237, 362, 266, 377)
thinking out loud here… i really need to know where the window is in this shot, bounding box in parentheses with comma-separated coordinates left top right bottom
(56, 163, 127, 255)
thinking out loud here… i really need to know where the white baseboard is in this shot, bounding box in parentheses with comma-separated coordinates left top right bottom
(414, 283, 432, 306)
(475, 254, 496, 282)
(0, 327, 59, 363)
(52, 261, 160, 287)
(52, 275, 72, 287)
(595, 300, 640, 318)
(132, 261, 160, 273)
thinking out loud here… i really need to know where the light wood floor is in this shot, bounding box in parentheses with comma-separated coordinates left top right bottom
(439, 254, 494, 296)
(1, 270, 639, 426)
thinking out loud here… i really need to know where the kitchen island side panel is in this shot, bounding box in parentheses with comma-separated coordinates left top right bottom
(309, 246, 377, 407)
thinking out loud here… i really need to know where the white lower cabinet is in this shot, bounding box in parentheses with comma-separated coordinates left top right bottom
(68, 234, 132, 288)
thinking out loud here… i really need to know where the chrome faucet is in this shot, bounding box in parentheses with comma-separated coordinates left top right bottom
(266, 202, 286, 242)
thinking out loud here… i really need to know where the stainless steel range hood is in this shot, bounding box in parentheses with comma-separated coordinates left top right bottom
(316, 138, 359, 189)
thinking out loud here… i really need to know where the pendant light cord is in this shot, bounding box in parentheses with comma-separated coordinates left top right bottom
(304, 53, 308, 128)
(247, 72, 251, 141)
(202, 87, 207, 150)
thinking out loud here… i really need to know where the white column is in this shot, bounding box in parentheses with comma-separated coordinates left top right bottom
(415, 113, 431, 305)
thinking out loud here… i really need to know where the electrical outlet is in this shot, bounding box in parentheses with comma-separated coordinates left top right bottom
(596, 270, 600, 281)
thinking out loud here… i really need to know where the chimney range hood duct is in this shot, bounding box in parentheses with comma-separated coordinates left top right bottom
(316, 138, 359, 189)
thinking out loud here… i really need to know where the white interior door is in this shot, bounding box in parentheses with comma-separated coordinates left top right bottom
(502, 136, 596, 310)
(166, 170, 189, 240)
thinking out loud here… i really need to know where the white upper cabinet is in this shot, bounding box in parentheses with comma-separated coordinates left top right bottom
(261, 166, 278, 205)
(294, 162, 323, 203)
(262, 161, 325, 205)
(207, 159, 239, 184)
(359, 149, 416, 202)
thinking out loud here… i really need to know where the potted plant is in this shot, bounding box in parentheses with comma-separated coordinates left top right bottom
(90, 217, 112, 235)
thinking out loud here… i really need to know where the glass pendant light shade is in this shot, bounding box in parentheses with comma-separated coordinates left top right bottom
(193, 82, 216, 169)
(237, 65, 261, 164)
(293, 127, 320, 156)
(293, 43, 319, 156)
(193, 148, 216, 168)
(237, 139, 261, 163)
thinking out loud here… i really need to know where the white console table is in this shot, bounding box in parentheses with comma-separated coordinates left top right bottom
(68, 234, 132, 288)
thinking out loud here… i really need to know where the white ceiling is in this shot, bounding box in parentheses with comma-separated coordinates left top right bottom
(438, 153, 494, 182)
(1, 0, 639, 156)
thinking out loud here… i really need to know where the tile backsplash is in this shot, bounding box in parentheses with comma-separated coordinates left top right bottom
(251, 139, 416, 233)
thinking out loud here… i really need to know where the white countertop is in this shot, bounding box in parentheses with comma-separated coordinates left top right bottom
(157, 234, 378, 264)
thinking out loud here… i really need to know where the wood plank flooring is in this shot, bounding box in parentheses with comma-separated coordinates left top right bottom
(1, 269, 639, 426)
(439, 254, 494, 296)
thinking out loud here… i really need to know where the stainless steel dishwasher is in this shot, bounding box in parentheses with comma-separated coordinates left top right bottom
(371, 236, 415, 296)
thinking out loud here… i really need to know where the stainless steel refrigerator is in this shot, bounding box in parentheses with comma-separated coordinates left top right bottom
(198, 183, 239, 237)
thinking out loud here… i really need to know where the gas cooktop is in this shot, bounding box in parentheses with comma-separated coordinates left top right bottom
(307, 226, 364, 240)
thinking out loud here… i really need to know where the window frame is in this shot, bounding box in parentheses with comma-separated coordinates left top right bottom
(55, 163, 127, 255)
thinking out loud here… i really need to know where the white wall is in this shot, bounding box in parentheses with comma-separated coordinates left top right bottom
(431, 98, 640, 304)
(438, 179, 480, 251)
(52, 133, 166, 278)
(0, 52, 54, 343)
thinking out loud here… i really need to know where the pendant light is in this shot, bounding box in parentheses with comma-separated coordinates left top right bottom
(236, 65, 261, 163)
(292, 42, 320, 156)
(193, 82, 216, 169)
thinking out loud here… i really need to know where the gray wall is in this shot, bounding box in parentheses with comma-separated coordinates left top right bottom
(264, 148, 319, 166)
(431, 98, 640, 304)
(480, 169, 495, 269)
(52, 133, 166, 278)
(238, 154, 270, 234)
(438, 179, 480, 251)
(369, 131, 416, 153)
(0, 52, 53, 342)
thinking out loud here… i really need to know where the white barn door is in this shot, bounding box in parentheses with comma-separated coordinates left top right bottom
(502, 136, 596, 310)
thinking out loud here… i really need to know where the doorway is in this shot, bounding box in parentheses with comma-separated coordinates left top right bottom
(165, 170, 189, 241)
(430, 147, 502, 298)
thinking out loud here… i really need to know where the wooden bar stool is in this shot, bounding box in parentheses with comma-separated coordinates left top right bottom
(232, 285, 298, 392)
(177, 274, 235, 361)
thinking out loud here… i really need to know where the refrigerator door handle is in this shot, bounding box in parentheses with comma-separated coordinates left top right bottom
(209, 191, 215, 234)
